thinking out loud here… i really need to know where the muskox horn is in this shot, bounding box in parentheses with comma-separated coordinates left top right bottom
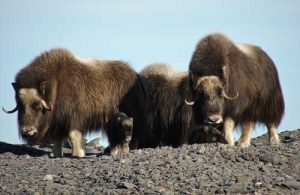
(2, 105, 18, 114)
(184, 99, 195, 106)
(41, 100, 53, 111)
(223, 91, 239, 100)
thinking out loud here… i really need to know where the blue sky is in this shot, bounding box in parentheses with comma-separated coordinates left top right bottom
(1, 0, 299, 144)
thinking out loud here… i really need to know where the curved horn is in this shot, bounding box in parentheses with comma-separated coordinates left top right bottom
(2, 105, 18, 114)
(41, 100, 53, 111)
(223, 91, 239, 100)
(184, 99, 195, 106)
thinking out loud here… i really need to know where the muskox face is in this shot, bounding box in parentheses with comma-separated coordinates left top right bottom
(118, 116, 133, 143)
(3, 82, 53, 138)
(186, 65, 239, 126)
(185, 67, 238, 126)
(186, 74, 225, 126)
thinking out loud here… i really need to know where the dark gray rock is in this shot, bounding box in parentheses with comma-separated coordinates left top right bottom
(117, 181, 137, 189)
(86, 138, 100, 148)
(282, 180, 300, 190)
(259, 152, 282, 164)
(0, 129, 299, 194)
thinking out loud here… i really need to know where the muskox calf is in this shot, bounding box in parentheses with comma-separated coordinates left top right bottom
(106, 112, 133, 155)
(187, 33, 285, 147)
(3, 48, 154, 157)
(189, 125, 227, 144)
(141, 63, 226, 146)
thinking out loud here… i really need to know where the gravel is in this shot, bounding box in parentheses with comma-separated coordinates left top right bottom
(0, 129, 299, 194)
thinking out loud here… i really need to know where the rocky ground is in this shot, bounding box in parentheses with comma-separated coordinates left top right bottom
(0, 130, 299, 195)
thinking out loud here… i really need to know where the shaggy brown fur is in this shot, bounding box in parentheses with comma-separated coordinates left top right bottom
(188, 33, 285, 146)
(189, 125, 227, 144)
(6, 48, 156, 155)
(141, 63, 224, 147)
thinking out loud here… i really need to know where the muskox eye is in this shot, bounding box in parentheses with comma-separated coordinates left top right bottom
(31, 101, 42, 111)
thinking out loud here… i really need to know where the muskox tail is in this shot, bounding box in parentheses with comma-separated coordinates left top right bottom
(266, 80, 285, 127)
(263, 52, 285, 127)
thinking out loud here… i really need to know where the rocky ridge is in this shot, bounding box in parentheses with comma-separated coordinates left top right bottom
(0, 130, 299, 194)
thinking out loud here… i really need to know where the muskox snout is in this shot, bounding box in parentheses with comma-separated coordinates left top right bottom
(205, 115, 223, 125)
(125, 135, 132, 142)
(20, 126, 38, 136)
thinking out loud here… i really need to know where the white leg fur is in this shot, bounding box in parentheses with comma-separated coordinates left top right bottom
(68, 130, 85, 157)
(267, 124, 280, 145)
(110, 145, 119, 156)
(52, 140, 63, 158)
(238, 122, 254, 147)
(121, 142, 130, 153)
(224, 117, 235, 146)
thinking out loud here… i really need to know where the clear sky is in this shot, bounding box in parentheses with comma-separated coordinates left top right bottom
(0, 0, 299, 144)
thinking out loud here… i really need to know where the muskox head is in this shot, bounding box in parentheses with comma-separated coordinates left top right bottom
(185, 67, 238, 126)
(3, 81, 53, 139)
(117, 114, 133, 143)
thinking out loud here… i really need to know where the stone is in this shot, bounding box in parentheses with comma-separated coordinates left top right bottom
(43, 174, 54, 181)
(259, 152, 281, 164)
(117, 182, 137, 189)
(225, 175, 252, 193)
(25, 188, 35, 194)
(288, 154, 300, 166)
(161, 191, 175, 195)
(86, 138, 100, 147)
(282, 180, 300, 190)
(254, 182, 263, 187)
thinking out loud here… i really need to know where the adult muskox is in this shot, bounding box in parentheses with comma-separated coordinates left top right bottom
(186, 33, 285, 147)
(140, 63, 226, 146)
(3, 48, 155, 157)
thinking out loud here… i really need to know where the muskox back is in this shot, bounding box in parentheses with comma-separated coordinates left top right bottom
(141, 64, 191, 146)
(141, 63, 224, 146)
(6, 48, 154, 156)
(188, 33, 285, 147)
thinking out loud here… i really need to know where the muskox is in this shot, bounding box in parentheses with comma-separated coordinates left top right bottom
(106, 112, 133, 155)
(3, 48, 156, 157)
(189, 125, 227, 144)
(140, 63, 225, 147)
(187, 33, 285, 147)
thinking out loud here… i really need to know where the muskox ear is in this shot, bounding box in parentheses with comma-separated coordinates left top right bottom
(40, 81, 50, 96)
(11, 82, 19, 91)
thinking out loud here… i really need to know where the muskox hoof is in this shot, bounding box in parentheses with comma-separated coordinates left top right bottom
(110, 146, 119, 156)
(72, 149, 85, 158)
(269, 135, 280, 145)
(51, 152, 64, 158)
(120, 143, 130, 153)
(225, 136, 235, 146)
(237, 140, 251, 148)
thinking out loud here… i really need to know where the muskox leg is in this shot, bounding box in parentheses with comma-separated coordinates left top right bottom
(68, 130, 85, 157)
(238, 122, 254, 147)
(52, 140, 63, 158)
(224, 117, 235, 146)
(267, 124, 280, 145)
(120, 142, 130, 153)
(110, 145, 120, 156)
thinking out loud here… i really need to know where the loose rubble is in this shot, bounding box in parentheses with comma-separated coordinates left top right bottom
(0, 130, 299, 194)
